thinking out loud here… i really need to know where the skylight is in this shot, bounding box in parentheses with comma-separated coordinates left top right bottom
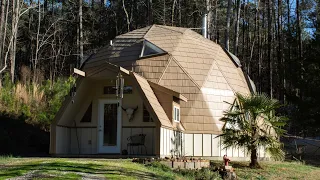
(140, 40, 165, 57)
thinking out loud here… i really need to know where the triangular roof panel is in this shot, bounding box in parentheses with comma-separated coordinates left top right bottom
(132, 72, 173, 128)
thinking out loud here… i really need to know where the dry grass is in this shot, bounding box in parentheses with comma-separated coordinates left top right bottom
(14, 83, 44, 105)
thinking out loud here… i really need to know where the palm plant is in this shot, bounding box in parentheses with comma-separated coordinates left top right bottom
(219, 93, 287, 168)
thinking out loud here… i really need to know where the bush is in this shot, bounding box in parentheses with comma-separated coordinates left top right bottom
(0, 74, 75, 131)
(174, 167, 221, 180)
(146, 161, 172, 172)
(146, 161, 221, 180)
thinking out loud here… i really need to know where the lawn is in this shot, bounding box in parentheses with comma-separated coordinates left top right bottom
(222, 161, 320, 180)
(0, 157, 188, 180)
(0, 157, 320, 180)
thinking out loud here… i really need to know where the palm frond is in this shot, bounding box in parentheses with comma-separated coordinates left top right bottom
(220, 92, 287, 163)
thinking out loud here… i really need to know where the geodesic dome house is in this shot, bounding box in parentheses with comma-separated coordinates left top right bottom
(50, 25, 265, 159)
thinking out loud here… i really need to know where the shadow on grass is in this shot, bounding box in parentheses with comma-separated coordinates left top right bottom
(0, 161, 175, 180)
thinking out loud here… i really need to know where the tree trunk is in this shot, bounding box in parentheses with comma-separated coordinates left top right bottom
(286, 0, 291, 99)
(122, 0, 130, 32)
(178, 0, 181, 26)
(79, 0, 83, 67)
(250, 127, 260, 168)
(206, 0, 213, 40)
(10, 0, 18, 82)
(34, 0, 41, 83)
(163, 0, 166, 25)
(0, 0, 6, 63)
(278, 0, 284, 102)
(267, 0, 273, 98)
(171, 0, 176, 26)
(233, 0, 241, 55)
(214, 0, 218, 42)
(225, 0, 232, 50)
(242, 0, 246, 65)
(0, 0, 7, 86)
(147, 0, 153, 25)
(296, 0, 303, 99)
(250, 146, 260, 168)
(257, 0, 261, 92)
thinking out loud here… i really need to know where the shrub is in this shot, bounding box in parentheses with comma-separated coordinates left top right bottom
(0, 74, 75, 131)
(146, 161, 172, 172)
(174, 167, 221, 180)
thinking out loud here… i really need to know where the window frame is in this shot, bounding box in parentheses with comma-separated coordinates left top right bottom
(173, 106, 180, 123)
(140, 40, 165, 58)
(143, 104, 154, 122)
(103, 86, 133, 95)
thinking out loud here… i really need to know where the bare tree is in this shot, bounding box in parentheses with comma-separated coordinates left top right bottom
(0, 0, 7, 63)
(267, 0, 273, 98)
(163, 0, 166, 25)
(0, 5, 33, 74)
(122, 0, 130, 32)
(225, 0, 232, 50)
(206, 0, 213, 40)
(10, 0, 16, 82)
(171, 0, 176, 26)
(214, 0, 218, 42)
(178, 0, 181, 26)
(79, 0, 83, 66)
(10, 0, 20, 82)
(233, 0, 241, 55)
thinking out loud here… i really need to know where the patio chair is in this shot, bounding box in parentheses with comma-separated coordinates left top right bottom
(127, 134, 147, 155)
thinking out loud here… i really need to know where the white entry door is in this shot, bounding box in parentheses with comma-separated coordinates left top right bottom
(98, 99, 122, 153)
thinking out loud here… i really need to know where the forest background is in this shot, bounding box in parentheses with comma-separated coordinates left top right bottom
(0, 0, 319, 139)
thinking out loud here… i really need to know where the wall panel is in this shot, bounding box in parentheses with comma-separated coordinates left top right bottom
(160, 128, 164, 155)
(232, 146, 239, 157)
(143, 128, 155, 155)
(122, 128, 131, 153)
(239, 147, 245, 157)
(194, 134, 203, 156)
(203, 134, 211, 156)
(56, 126, 70, 154)
(212, 135, 220, 156)
(184, 134, 194, 156)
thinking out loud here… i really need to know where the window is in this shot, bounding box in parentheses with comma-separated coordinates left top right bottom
(104, 86, 133, 94)
(143, 105, 153, 122)
(123, 86, 133, 94)
(80, 103, 92, 122)
(103, 86, 117, 94)
(174, 106, 180, 122)
(140, 40, 165, 57)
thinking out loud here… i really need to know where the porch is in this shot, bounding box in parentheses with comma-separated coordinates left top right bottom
(51, 64, 160, 156)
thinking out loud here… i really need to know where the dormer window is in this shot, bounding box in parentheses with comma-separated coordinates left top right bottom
(173, 106, 180, 122)
(140, 40, 165, 57)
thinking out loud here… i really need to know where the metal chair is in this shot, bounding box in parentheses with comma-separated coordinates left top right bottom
(127, 134, 147, 155)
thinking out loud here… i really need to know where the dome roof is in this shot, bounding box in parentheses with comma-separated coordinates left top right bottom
(84, 25, 252, 134)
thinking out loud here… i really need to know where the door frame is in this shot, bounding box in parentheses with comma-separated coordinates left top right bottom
(97, 99, 122, 154)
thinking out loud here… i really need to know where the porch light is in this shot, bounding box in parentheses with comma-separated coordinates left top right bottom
(116, 72, 124, 98)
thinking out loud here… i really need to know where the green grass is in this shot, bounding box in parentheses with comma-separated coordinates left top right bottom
(212, 160, 320, 180)
(0, 158, 187, 180)
(0, 155, 15, 164)
(0, 158, 320, 180)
